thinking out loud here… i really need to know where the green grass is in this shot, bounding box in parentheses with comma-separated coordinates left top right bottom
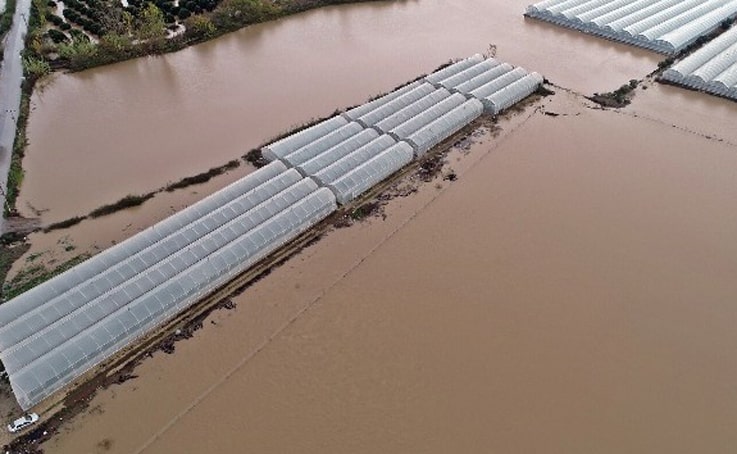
(2, 253, 89, 301)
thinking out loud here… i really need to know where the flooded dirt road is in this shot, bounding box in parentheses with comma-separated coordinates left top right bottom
(19, 0, 660, 224)
(42, 91, 737, 453)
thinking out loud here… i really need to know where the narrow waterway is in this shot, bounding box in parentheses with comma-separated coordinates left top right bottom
(19, 0, 660, 224)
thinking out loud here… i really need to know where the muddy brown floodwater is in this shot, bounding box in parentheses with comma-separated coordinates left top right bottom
(19, 0, 660, 224)
(8, 0, 737, 452)
(39, 90, 737, 454)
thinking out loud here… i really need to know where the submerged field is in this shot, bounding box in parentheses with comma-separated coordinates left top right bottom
(36, 88, 737, 454)
(3, 0, 737, 452)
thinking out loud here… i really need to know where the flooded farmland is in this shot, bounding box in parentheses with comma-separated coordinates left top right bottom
(33, 88, 737, 454)
(5, 0, 737, 453)
(19, 0, 660, 224)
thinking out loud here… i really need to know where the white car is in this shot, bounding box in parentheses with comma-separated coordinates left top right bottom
(7, 413, 39, 433)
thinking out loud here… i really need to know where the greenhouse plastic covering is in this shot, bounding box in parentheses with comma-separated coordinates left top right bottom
(437, 59, 501, 91)
(469, 67, 529, 101)
(282, 122, 365, 168)
(405, 100, 484, 155)
(343, 81, 424, 121)
(484, 73, 544, 114)
(425, 54, 485, 85)
(0, 162, 338, 410)
(373, 89, 453, 134)
(661, 25, 737, 99)
(311, 135, 398, 188)
(326, 143, 415, 204)
(454, 63, 515, 95)
(295, 129, 382, 177)
(353, 83, 436, 128)
(525, 0, 737, 54)
(388, 93, 468, 141)
(262, 116, 348, 161)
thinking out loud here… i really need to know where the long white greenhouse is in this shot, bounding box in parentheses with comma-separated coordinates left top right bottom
(661, 25, 737, 99)
(426, 55, 542, 115)
(0, 162, 337, 410)
(0, 54, 544, 412)
(525, 0, 737, 54)
(322, 143, 416, 205)
(405, 100, 485, 155)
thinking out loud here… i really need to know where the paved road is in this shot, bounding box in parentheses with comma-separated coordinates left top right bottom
(0, 0, 31, 232)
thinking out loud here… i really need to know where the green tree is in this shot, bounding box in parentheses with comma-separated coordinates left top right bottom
(136, 3, 166, 41)
(184, 13, 215, 38)
(98, 32, 132, 55)
(212, 0, 277, 29)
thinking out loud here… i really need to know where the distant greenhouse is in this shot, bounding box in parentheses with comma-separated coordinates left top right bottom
(525, 0, 737, 54)
(661, 25, 737, 99)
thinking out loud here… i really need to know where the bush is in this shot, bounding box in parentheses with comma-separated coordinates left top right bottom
(69, 28, 90, 41)
(184, 13, 215, 38)
(211, 0, 278, 29)
(178, 7, 191, 19)
(98, 32, 131, 54)
(47, 28, 69, 43)
(58, 36, 97, 68)
(657, 57, 674, 70)
(23, 56, 51, 81)
(45, 12, 64, 25)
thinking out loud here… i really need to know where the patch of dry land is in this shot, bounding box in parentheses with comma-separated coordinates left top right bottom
(31, 87, 737, 454)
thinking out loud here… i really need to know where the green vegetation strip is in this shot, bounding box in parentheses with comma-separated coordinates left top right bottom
(36, 0, 389, 72)
(2, 253, 89, 301)
(0, 242, 31, 300)
(43, 159, 243, 232)
(88, 193, 156, 218)
(5, 91, 30, 217)
(165, 159, 240, 191)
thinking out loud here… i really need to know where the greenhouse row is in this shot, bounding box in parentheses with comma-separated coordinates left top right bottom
(265, 54, 541, 176)
(0, 55, 543, 411)
(0, 162, 337, 410)
(661, 25, 737, 100)
(525, 0, 737, 54)
(431, 56, 544, 115)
